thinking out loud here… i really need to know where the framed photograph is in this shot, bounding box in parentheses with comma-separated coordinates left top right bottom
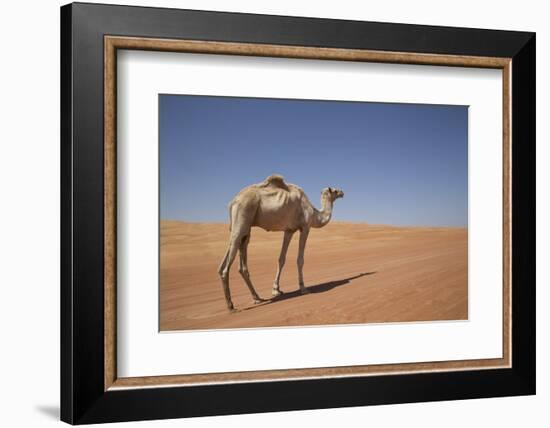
(60, 2, 535, 424)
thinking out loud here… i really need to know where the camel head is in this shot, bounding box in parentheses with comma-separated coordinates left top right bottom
(322, 187, 345, 201)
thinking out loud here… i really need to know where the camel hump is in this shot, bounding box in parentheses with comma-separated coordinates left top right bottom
(259, 174, 288, 190)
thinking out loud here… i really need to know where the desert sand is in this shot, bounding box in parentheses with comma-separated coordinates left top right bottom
(160, 221, 467, 331)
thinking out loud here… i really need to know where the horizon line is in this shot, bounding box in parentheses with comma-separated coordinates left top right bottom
(160, 219, 468, 229)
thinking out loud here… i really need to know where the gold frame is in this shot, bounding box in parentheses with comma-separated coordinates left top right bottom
(104, 36, 512, 391)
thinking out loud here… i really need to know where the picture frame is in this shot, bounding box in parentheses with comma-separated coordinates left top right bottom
(60, 2, 535, 424)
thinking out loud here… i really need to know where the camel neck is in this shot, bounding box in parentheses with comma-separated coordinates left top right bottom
(312, 194, 333, 228)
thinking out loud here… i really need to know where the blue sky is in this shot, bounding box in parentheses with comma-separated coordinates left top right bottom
(159, 95, 468, 227)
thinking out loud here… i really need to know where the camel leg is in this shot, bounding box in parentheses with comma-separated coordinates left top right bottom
(297, 228, 310, 294)
(218, 235, 242, 312)
(272, 230, 294, 297)
(238, 235, 264, 304)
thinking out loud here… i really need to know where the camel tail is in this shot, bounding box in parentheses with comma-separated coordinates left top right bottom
(227, 202, 233, 231)
(219, 202, 233, 274)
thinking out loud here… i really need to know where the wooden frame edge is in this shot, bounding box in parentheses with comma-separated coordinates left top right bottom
(104, 37, 117, 390)
(110, 357, 509, 390)
(103, 35, 512, 391)
(106, 35, 511, 68)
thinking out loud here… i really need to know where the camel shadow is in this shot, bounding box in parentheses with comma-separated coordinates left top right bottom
(233, 272, 376, 313)
(271, 271, 376, 303)
(238, 271, 376, 312)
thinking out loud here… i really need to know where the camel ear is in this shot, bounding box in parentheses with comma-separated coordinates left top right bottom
(328, 187, 333, 192)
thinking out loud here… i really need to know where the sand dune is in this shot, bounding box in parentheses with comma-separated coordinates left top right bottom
(160, 221, 467, 331)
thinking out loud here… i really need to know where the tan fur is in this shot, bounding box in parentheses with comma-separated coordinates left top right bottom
(218, 174, 344, 311)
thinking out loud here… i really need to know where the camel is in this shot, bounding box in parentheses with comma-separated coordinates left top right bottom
(218, 174, 344, 311)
